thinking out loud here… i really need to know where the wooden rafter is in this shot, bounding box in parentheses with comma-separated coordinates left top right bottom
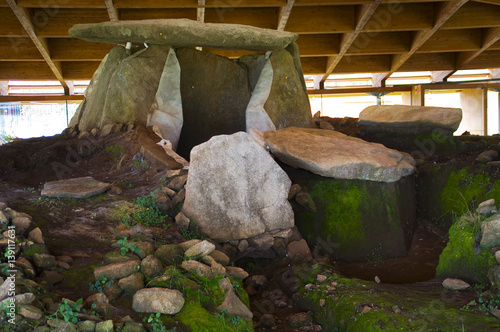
(105, 0, 119, 21)
(5, 0, 70, 93)
(321, 0, 382, 83)
(278, 0, 295, 31)
(379, 0, 469, 85)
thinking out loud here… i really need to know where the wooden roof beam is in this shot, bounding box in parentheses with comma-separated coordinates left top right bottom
(442, 27, 500, 81)
(105, 0, 119, 21)
(5, 0, 70, 94)
(278, 0, 295, 31)
(379, 0, 469, 85)
(321, 0, 382, 83)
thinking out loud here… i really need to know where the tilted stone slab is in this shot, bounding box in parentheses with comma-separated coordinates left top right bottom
(264, 127, 415, 182)
(42, 176, 112, 199)
(359, 105, 463, 133)
(69, 19, 298, 51)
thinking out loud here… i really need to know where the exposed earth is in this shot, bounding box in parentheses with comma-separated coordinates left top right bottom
(0, 121, 499, 331)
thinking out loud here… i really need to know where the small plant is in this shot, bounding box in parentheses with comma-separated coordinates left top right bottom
(26, 187, 36, 194)
(461, 292, 500, 314)
(105, 145, 124, 162)
(132, 154, 150, 170)
(115, 179, 134, 190)
(232, 281, 240, 291)
(117, 237, 141, 256)
(89, 275, 114, 293)
(144, 312, 168, 332)
(179, 225, 202, 240)
(47, 298, 82, 324)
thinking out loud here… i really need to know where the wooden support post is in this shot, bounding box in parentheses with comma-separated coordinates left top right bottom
(483, 87, 488, 136)
(313, 75, 322, 90)
(460, 89, 484, 135)
(411, 85, 425, 106)
(0, 81, 8, 96)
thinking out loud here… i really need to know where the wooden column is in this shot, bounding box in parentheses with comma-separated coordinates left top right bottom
(459, 89, 484, 135)
(0, 81, 8, 96)
(411, 85, 425, 106)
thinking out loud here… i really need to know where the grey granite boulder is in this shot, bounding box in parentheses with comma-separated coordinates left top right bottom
(42, 177, 111, 199)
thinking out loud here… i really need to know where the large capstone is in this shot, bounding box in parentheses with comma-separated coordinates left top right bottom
(183, 132, 294, 242)
(69, 19, 298, 51)
(264, 127, 415, 182)
(359, 105, 463, 133)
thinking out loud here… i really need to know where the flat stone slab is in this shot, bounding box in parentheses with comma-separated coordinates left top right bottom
(41, 176, 112, 199)
(359, 105, 462, 132)
(69, 19, 298, 51)
(264, 127, 415, 182)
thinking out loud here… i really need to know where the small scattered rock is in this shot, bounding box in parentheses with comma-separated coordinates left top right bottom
(245, 275, 268, 290)
(77, 320, 97, 332)
(217, 288, 253, 320)
(375, 276, 381, 284)
(209, 250, 230, 266)
(12, 217, 31, 235)
(132, 288, 185, 314)
(96, 320, 114, 332)
(238, 239, 249, 252)
(261, 314, 276, 327)
(56, 261, 71, 270)
(32, 253, 56, 268)
(85, 293, 109, 306)
(57, 255, 73, 264)
(181, 260, 212, 279)
(118, 273, 144, 296)
(94, 260, 141, 280)
(288, 184, 302, 200)
(28, 227, 44, 244)
(249, 233, 275, 250)
(496, 251, 500, 264)
(295, 192, 316, 212)
(491, 308, 500, 319)
(316, 274, 327, 283)
(442, 278, 470, 291)
(104, 251, 140, 264)
(18, 304, 43, 320)
(167, 174, 188, 191)
(140, 255, 164, 279)
(154, 245, 184, 266)
(287, 239, 313, 261)
(319, 299, 326, 307)
(477, 150, 499, 163)
(226, 266, 249, 280)
(287, 312, 312, 328)
(477, 199, 496, 215)
(100, 124, 115, 137)
(175, 212, 190, 229)
(178, 239, 201, 250)
(361, 306, 372, 314)
(184, 240, 215, 259)
(135, 242, 154, 259)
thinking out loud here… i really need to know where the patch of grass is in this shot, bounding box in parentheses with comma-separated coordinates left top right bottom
(105, 145, 124, 162)
(114, 192, 168, 227)
(179, 225, 202, 240)
(115, 179, 134, 190)
(461, 292, 500, 313)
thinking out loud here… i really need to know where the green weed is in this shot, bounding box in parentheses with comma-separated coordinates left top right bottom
(117, 237, 141, 256)
(105, 145, 124, 162)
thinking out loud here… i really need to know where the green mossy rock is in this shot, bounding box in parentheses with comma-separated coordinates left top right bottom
(286, 164, 416, 262)
(293, 265, 500, 332)
(417, 166, 500, 228)
(436, 215, 497, 284)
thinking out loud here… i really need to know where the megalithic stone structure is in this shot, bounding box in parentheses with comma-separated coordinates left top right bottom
(68, 19, 314, 156)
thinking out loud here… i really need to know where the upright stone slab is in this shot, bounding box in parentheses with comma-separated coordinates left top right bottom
(183, 132, 294, 242)
(284, 163, 417, 262)
(176, 48, 251, 158)
(264, 49, 314, 129)
(147, 48, 183, 150)
(70, 46, 129, 131)
(101, 45, 170, 128)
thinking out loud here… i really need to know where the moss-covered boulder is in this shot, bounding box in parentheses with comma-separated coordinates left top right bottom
(436, 214, 496, 284)
(416, 166, 500, 228)
(285, 164, 416, 262)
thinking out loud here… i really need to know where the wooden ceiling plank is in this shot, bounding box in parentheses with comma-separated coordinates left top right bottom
(105, 0, 120, 21)
(372, 72, 389, 87)
(418, 28, 481, 53)
(50, 39, 113, 61)
(5, 0, 69, 92)
(442, 2, 500, 29)
(431, 70, 454, 82)
(457, 27, 500, 67)
(296, 34, 340, 57)
(286, 5, 355, 34)
(17, 0, 106, 8)
(321, 0, 382, 82)
(380, 0, 469, 83)
(345, 31, 409, 55)
(278, 0, 295, 31)
(120, 8, 196, 21)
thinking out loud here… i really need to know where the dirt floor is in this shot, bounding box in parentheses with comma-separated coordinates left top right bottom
(0, 124, 499, 331)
